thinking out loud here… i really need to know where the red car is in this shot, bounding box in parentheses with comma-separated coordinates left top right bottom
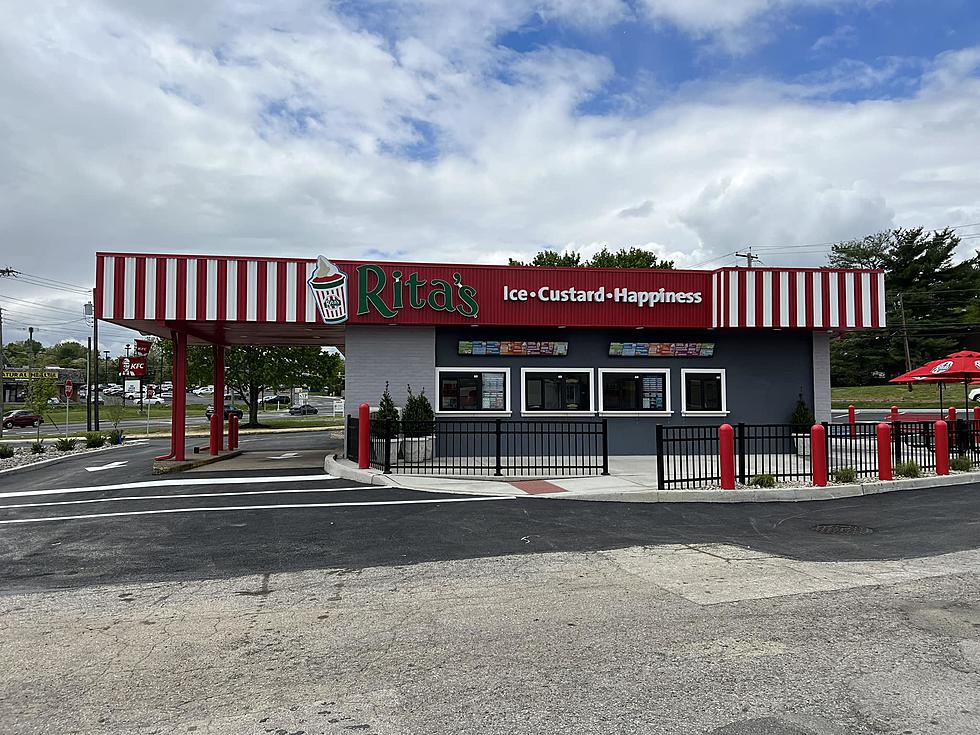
(2, 410, 43, 429)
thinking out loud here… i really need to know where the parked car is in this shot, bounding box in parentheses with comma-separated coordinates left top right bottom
(47, 397, 61, 405)
(145, 396, 166, 405)
(2, 410, 43, 429)
(193, 386, 215, 395)
(288, 404, 319, 415)
(262, 394, 292, 405)
(205, 404, 244, 420)
(971, 387, 980, 404)
(103, 385, 123, 395)
(158, 391, 174, 400)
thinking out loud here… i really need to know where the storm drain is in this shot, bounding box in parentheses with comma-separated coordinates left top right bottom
(812, 523, 874, 535)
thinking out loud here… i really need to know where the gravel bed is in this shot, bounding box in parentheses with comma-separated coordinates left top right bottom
(0, 443, 115, 472)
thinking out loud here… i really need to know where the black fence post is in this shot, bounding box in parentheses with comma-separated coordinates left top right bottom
(601, 418, 609, 475)
(383, 419, 392, 473)
(893, 420, 903, 465)
(736, 422, 747, 485)
(822, 421, 830, 473)
(494, 419, 502, 476)
(655, 424, 665, 491)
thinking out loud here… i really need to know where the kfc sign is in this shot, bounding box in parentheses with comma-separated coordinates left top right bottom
(119, 356, 147, 377)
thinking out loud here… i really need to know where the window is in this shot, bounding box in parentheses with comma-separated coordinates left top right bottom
(436, 369, 509, 414)
(598, 369, 670, 415)
(521, 369, 593, 414)
(681, 369, 727, 415)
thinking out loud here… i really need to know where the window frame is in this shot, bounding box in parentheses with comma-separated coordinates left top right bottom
(597, 368, 672, 417)
(680, 368, 728, 417)
(435, 367, 511, 416)
(520, 367, 595, 416)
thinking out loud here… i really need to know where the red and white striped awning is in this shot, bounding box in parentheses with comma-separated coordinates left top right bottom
(711, 268, 886, 329)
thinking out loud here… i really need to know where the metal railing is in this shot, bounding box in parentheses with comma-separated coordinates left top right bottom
(826, 421, 880, 480)
(736, 423, 812, 483)
(345, 415, 359, 462)
(891, 420, 939, 472)
(348, 417, 608, 477)
(655, 425, 720, 489)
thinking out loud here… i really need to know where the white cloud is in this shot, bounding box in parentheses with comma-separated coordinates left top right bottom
(0, 1, 978, 349)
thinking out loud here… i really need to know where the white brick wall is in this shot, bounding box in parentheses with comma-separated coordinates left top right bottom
(812, 332, 831, 423)
(344, 326, 436, 414)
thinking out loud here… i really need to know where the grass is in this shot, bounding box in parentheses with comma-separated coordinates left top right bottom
(831, 383, 975, 409)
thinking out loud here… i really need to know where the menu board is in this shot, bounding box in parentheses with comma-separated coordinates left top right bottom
(609, 342, 715, 357)
(641, 374, 665, 410)
(481, 372, 506, 410)
(458, 340, 568, 357)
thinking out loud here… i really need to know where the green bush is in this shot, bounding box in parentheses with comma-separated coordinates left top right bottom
(0, 445, 14, 459)
(107, 429, 124, 445)
(371, 382, 400, 440)
(402, 385, 435, 438)
(789, 391, 815, 432)
(31, 442, 46, 455)
(55, 437, 78, 452)
(833, 467, 857, 483)
(750, 474, 776, 488)
(950, 455, 974, 472)
(895, 461, 921, 478)
(85, 432, 106, 448)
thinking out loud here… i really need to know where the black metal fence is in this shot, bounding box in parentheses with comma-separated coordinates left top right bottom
(345, 416, 359, 462)
(657, 419, 978, 489)
(346, 417, 608, 476)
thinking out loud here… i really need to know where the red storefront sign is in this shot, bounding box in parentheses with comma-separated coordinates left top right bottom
(119, 356, 147, 377)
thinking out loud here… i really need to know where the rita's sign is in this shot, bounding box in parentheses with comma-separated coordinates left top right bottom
(310, 256, 713, 329)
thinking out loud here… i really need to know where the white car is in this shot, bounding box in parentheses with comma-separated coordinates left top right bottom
(192, 386, 215, 395)
(47, 397, 61, 405)
(145, 396, 166, 405)
(970, 388, 980, 404)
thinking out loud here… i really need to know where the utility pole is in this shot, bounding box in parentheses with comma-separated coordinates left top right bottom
(734, 247, 760, 268)
(92, 289, 100, 430)
(896, 293, 913, 393)
(28, 326, 34, 370)
(0, 306, 5, 439)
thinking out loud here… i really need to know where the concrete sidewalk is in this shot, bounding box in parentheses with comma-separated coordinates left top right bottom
(325, 454, 980, 503)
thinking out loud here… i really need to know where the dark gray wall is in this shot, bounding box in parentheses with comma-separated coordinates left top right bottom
(436, 327, 815, 454)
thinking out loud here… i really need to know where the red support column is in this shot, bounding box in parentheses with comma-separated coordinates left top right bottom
(935, 420, 949, 476)
(358, 402, 370, 470)
(947, 406, 957, 422)
(876, 422, 892, 481)
(890, 405, 899, 423)
(719, 423, 735, 490)
(811, 423, 827, 487)
(848, 404, 856, 438)
(173, 331, 187, 461)
(209, 345, 225, 455)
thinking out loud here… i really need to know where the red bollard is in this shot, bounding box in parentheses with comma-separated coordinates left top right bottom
(974, 406, 980, 422)
(948, 406, 957, 422)
(848, 404, 856, 438)
(358, 402, 370, 470)
(209, 414, 222, 456)
(876, 422, 892, 481)
(228, 414, 239, 450)
(811, 423, 827, 487)
(890, 405, 899, 423)
(719, 423, 735, 490)
(935, 420, 949, 475)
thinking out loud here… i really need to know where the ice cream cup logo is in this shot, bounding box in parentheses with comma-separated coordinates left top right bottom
(931, 361, 953, 374)
(308, 256, 348, 324)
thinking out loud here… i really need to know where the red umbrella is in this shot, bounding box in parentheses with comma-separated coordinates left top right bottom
(890, 351, 980, 414)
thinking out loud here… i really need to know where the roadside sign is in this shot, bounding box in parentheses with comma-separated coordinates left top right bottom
(119, 356, 147, 377)
(146, 385, 155, 399)
(65, 379, 74, 398)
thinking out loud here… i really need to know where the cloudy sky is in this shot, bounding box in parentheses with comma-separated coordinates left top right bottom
(1, 0, 979, 352)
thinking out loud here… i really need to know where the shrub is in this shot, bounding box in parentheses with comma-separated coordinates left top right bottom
(31, 442, 46, 455)
(371, 382, 400, 440)
(85, 432, 106, 449)
(402, 385, 435, 438)
(789, 391, 815, 433)
(107, 429, 124, 445)
(55, 437, 78, 452)
(750, 474, 776, 488)
(0, 445, 14, 459)
(950, 455, 974, 472)
(833, 467, 857, 484)
(895, 461, 921, 478)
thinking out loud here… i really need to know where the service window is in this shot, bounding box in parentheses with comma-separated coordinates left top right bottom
(437, 369, 509, 413)
(522, 370, 592, 413)
(681, 369, 727, 415)
(599, 369, 670, 414)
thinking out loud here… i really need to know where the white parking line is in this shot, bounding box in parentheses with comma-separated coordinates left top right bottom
(0, 473, 338, 500)
(0, 485, 373, 510)
(0, 496, 514, 524)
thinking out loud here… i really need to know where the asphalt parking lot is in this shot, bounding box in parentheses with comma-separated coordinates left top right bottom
(1, 432, 979, 734)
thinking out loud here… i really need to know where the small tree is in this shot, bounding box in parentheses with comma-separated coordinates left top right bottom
(790, 392, 815, 433)
(25, 375, 57, 442)
(402, 385, 435, 438)
(372, 382, 400, 439)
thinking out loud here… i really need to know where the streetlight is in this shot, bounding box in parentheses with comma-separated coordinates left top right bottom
(103, 350, 110, 384)
(125, 344, 131, 357)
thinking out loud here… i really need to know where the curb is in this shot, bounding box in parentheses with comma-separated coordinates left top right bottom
(0, 442, 130, 479)
(153, 450, 243, 475)
(323, 455, 980, 502)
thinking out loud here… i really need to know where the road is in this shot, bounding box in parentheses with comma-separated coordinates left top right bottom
(1, 432, 978, 734)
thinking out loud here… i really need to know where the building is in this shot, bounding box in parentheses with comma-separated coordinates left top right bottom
(2, 367, 85, 404)
(95, 252, 885, 459)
